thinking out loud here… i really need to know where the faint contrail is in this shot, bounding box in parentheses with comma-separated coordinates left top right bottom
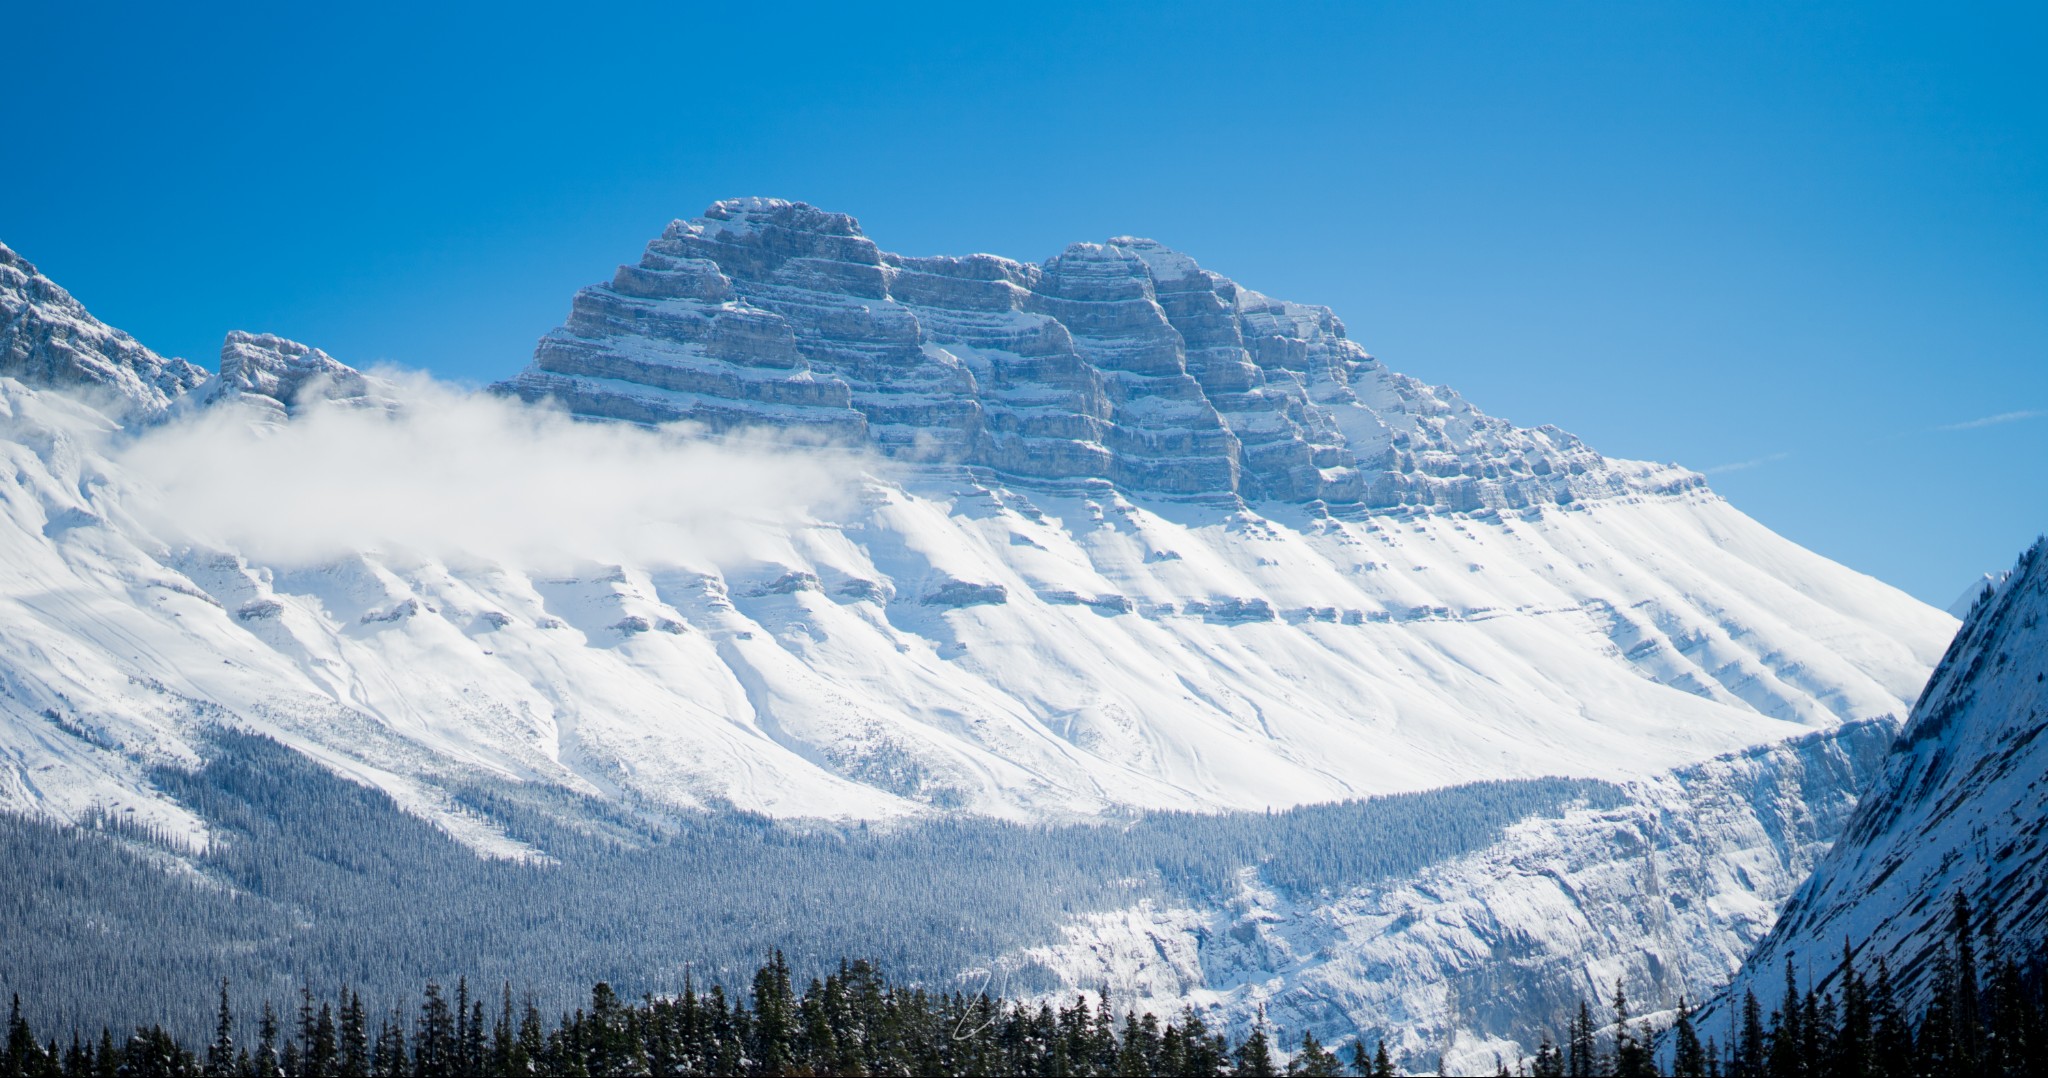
(1700, 451, 1792, 475)
(1934, 409, 2045, 432)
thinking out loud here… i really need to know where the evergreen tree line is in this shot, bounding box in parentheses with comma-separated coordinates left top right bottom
(1510, 893, 2046, 1077)
(2, 730, 1614, 1042)
(4, 902, 2043, 1078)
(0, 951, 1405, 1078)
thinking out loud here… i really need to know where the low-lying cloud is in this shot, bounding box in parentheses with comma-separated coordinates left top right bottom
(115, 373, 868, 570)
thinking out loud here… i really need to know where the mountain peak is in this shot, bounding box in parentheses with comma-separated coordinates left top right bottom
(700, 197, 867, 239)
(189, 330, 391, 418)
(498, 201, 1702, 511)
(0, 239, 206, 415)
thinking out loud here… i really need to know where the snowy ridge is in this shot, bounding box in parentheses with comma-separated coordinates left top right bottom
(0, 220, 1958, 843)
(0, 362, 1953, 840)
(498, 199, 1703, 510)
(1701, 537, 2048, 1024)
(1946, 569, 2013, 619)
(183, 330, 398, 420)
(0, 242, 205, 415)
(989, 721, 1897, 1075)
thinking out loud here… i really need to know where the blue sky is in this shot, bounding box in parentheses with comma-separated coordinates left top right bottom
(5, 2, 2043, 607)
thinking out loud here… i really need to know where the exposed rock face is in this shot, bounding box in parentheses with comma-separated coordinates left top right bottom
(0, 241, 206, 415)
(500, 199, 1699, 509)
(189, 331, 393, 418)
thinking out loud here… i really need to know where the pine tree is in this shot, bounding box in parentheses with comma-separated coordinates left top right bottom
(256, 1002, 282, 1078)
(1566, 998, 1596, 1078)
(1737, 989, 1765, 1078)
(1672, 997, 1706, 1078)
(515, 997, 544, 1077)
(1832, 942, 1870, 1078)
(205, 980, 233, 1078)
(1952, 892, 1984, 1072)
(1612, 980, 1652, 1078)
(1920, 940, 1959, 1075)
(751, 953, 796, 1076)
(1287, 1029, 1342, 1076)
(1177, 1008, 1228, 1077)
(1800, 986, 1826, 1074)
(1530, 1034, 1564, 1078)
(5, 995, 43, 1078)
(1234, 1014, 1276, 1078)
(1870, 960, 1911, 1078)
(386, 1009, 408, 1078)
(339, 992, 367, 1078)
(1371, 1039, 1395, 1078)
(309, 1003, 336, 1078)
(416, 982, 453, 1078)
(488, 987, 513, 1078)
(1768, 962, 1803, 1078)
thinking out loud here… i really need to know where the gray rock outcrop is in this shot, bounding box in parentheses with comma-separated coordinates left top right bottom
(189, 331, 393, 418)
(499, 198, 1698, 510)
(0, 241, 207, 415)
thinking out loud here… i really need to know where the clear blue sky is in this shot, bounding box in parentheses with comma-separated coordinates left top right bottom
(6, 2, 2043, 607)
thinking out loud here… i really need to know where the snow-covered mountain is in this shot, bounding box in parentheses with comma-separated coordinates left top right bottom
(1, 242, 205, 414)
(995, 720, 1896, 1075)
(1946, 569, 2013, 619)
(0, 211, 1965, 1059)
(1701, 537, 2048, 1024)
(0, 214, 1953, 838)
(497, 198, 1683, 511)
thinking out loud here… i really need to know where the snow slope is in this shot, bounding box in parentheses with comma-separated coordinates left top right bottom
(0, 220, 1956, 841)
(988, 721, 1897, 1075)
(1703, 537, 2048, 1022)
(0, 371, 1951, 835)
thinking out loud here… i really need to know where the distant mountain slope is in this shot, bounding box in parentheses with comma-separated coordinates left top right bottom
(0, 242, 204, 414)
(992, 720, 1898, 1076)
(1703, 537, 2048, 1021)
(0, 217, 1956, 836)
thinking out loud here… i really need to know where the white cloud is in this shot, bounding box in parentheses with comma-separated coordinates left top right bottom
(1934, 409, 2045, 432)
(1700, 451, 1791, 475)
(114, 372, 869, 570)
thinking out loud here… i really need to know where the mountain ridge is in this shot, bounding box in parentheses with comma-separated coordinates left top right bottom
(496, 198, 1700, 512)
(0, 241, 206, 415)
(1700, 535, 2048, 1027)
(0, 215, 1954, 832)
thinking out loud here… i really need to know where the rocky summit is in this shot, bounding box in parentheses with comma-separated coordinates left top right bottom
(0, 242, 206, 415)
(498, 198, 1695, 510)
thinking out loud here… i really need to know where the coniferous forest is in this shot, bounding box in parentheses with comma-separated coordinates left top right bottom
(0, 731, 1615, 1043)
(1, 894, 2044, 1076)
(4, 739, 2046, 1076)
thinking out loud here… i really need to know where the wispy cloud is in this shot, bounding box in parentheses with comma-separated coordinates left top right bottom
(1934, 409, 2046, 432)
(112, 372, 870, 570)
(1700, 451, 1792, 475)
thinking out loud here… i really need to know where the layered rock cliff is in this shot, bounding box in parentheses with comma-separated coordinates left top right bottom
(499, 199, 1698, 510)
(187, 330, 390, 418)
